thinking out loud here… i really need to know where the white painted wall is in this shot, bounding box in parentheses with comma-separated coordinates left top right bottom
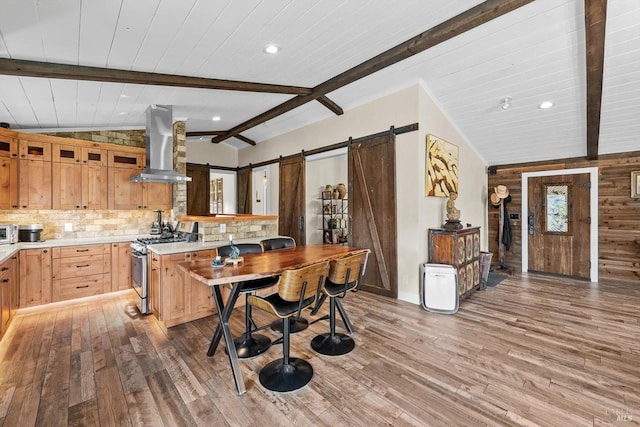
(186, 139, 238, 167)
(210, 170, 236, 214)
(305, 149, 348, 244)
(393, 81, 488, 303)
(234, 84, 487, 304)
(251, 167, 268, 215)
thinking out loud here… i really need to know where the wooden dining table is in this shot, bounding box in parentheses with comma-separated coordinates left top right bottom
(177, 244, 368, 395)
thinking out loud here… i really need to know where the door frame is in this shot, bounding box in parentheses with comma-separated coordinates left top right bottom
(521, 167, 598, 281)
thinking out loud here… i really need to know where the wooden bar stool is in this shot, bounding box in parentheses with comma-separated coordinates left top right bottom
(260, 237, 309, 335)
(216, 243, 278, 359)
(311, 250, 369, 356)
(248, 260, 329, 392)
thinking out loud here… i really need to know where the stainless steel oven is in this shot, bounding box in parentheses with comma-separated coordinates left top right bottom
(131, 249, 148, 314)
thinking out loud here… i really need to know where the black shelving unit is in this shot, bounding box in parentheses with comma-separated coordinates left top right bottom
(321, 192, 348, 245)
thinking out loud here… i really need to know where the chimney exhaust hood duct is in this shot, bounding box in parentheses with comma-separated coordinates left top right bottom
(129, 104, 191, 183)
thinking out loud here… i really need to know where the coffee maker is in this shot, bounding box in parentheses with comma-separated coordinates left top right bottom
(151, 210, 163, 235)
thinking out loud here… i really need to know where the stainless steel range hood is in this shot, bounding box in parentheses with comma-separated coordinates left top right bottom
(130, 105, 191, 183)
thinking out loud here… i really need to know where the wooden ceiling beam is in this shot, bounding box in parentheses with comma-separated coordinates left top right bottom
(585, 0, 607, 160)
(0, 58, 313, 95)
(211, 0, 535, 144)
(185, 131, 225, 137)
(317, 96, 344, 115)
(232, 134, 256, 146)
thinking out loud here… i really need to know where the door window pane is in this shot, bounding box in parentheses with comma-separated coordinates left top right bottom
(546, 184, 569, 233)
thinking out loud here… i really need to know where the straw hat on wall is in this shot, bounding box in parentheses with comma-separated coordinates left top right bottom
(494, 185, 509, 199)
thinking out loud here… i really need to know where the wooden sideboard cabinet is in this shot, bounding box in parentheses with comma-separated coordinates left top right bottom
(428, 227, 480, 299)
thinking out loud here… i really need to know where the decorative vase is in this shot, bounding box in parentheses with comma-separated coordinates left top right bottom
(333, 189, 340, 199)
(323, 185, 333, 199)
(337, 183, 346, 199)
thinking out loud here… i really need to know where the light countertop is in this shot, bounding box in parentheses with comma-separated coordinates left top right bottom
(0, 234, 148, 263)
(0, 235, 288, 262)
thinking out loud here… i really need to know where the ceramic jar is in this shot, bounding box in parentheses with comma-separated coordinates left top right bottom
(336, 183, 346, 199)
(323, 185, 333, 199)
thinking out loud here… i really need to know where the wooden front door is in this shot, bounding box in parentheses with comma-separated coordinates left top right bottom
(279, 154, 306, 245)
(528, 173, 591, 279)
(236, 166, 252, 214)
(349, 134, 397, 298)
(186, 163, 210, 215)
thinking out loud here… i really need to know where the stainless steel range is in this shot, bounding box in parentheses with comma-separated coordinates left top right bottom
(131, 221, 197, 314)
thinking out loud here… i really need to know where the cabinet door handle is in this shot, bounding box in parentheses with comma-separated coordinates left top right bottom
(1, 279, 8, 284)
(76, 264, 90, 268)
(0, 267, 8, 272)
(76, 285, 89, 289)
(76, 249, 89, 252)
(43, 250, 48, 253)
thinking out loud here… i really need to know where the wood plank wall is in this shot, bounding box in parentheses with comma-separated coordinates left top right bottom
(487, 151, 640, 285)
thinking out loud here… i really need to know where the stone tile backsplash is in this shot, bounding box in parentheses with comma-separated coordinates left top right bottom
(199, 220, 278, 242)
(0, 210, 160, 240)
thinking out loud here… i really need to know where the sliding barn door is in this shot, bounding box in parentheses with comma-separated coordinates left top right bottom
(236, 166, 251, 214)
(279, 154, 306, 245)
(186, 163, 210, 216)
(349, 134, 397, 298)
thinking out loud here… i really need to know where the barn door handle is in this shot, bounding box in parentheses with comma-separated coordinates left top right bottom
(528, 212, 534, 235)
(299, 215, 305, 232)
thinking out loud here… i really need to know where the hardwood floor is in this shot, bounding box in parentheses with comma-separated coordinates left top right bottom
(0, 273, 639, 426)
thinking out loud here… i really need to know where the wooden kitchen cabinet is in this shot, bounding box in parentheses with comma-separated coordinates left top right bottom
(51, 244, 110, 302)
(19, 248, 52, 307)
(107, 150, 144, 209)
(0, 134, 18, 210)
(19, 138, 52, 209)
(149, 252, 161, 317)
(0, 157, 18, 210)
(143, 182, 173, 210)
(428, 227, 481, 299)
(0, 255, 18, 339)
(111, 242, 132, 292)
(52, 144, 108, 210)
(154, 249, 221, 328)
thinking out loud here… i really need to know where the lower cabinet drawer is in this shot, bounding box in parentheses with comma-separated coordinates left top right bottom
(55, 256, 105, 279)
(57, 274, 106, 301)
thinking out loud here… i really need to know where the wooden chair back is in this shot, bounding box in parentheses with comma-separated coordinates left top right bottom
(328, 250, 370, 288)
(279, 261, 329, 302)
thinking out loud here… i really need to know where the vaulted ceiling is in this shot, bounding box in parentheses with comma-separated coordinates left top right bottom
(0, 0, 637, 166)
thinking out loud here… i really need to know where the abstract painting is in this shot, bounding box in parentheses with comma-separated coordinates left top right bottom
(425, 134, 459, 197)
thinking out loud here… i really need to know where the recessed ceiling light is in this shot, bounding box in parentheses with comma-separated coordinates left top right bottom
(118, 111, 128, 115)
(264, 44, 280, 54)
(212, 116, 221, 121)
(119, 94, 129, 98)
(538, 101, 553, 109)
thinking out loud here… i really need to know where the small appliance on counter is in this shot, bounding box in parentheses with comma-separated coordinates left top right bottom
(0, 224, 18, 245)
(151, 210, 163, 235)
(18, 224, 43, 242)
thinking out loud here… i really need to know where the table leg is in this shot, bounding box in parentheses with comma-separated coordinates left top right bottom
(207, 283, 246, 395)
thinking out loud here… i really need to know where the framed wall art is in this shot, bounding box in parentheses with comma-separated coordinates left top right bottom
(425, 134, 459, 197)
(632, 171, 640, 198)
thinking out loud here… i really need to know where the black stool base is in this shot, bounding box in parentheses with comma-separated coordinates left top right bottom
(259, 358, 313, 392)
(271, 317, 309, 334)
(231, 333, 272, 359)
(311, 333, 355, 356)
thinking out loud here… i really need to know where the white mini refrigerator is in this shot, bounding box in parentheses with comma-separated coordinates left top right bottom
(420, 263, 458, 314)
